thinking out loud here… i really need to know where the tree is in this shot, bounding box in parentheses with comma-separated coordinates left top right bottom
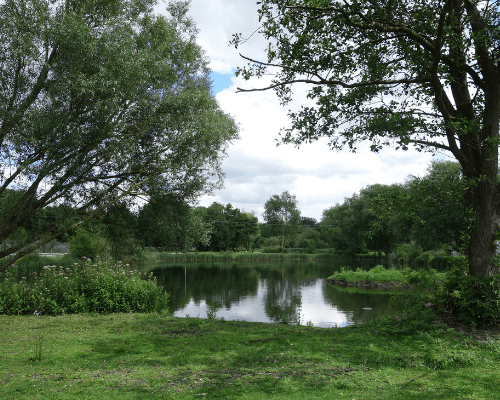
(371, 161, 467, 251)
(0, 0, 238, 271)
(263, 191, 301, 248)
(98, 202, 141, 260)
(233, 211, 260, 251)
(320, 185, 395, 255)
(205, 202, 233, 251)
(202, 203, 259, 251)
(234, 1, 500, 278)
(137, 194, 190, 249)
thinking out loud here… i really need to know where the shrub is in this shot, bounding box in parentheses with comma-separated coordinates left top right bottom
(413, 253, 430, 268)
(69, 227, 108, 261)
(371, 292, 440, 335)
(0, 259, 169, 315)
(389, 242, 423, 267)
(437, 257, 500, 327)
(403, 268, 439, 288)
(430, 255, 450, 270)
(262, 246, 284, 254)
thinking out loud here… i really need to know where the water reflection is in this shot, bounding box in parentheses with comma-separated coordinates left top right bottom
(143, 260, 401, 328)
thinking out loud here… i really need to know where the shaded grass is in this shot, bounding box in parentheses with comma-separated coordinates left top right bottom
(1, 313, 499, 399)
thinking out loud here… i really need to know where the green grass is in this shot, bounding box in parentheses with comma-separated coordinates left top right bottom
(328, 265, 446, 285)
(1, 313, 499, 399)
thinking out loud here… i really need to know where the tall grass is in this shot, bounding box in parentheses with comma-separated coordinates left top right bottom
(146, 251, 351, 263)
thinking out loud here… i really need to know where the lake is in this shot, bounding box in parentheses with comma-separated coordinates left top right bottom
(141, 259, 403, 328)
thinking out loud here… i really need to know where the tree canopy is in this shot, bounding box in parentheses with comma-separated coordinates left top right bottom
(263, 191, 301, 248)
(234, 0, 500, 277)
(0, 0, 238, 271)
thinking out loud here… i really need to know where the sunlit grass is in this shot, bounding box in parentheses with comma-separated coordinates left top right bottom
(1, 313, 499, 399)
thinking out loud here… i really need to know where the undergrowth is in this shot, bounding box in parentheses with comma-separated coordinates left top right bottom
(0, 258, 169, 315)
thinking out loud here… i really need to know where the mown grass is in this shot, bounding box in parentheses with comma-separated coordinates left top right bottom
(1, 312, 499, 399)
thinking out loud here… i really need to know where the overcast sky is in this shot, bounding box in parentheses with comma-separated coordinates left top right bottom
(155, 0, 441, 221)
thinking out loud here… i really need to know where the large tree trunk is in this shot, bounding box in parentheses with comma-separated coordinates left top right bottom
(463, 120, 500, 278)
(467, 181, 500, 278)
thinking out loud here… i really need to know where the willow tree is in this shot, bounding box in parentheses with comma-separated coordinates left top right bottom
(0, 0, 238, 271)
(234, 0, 500, 277)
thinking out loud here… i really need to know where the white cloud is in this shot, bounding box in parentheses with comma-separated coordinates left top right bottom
(156, 0, 439, 221)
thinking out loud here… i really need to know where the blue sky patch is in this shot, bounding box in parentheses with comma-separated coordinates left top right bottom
(211, 71, 234, 94)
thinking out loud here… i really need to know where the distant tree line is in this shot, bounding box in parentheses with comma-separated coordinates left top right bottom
(1, 160, 467, 260)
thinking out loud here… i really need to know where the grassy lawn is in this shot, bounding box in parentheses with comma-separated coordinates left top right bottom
(1, 313, 499, 399)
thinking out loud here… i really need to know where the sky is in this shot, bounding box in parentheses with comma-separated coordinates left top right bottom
(154, 0, 441, 222)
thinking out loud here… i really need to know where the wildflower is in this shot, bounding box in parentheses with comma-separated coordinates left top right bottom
(33, 310, 40, 316)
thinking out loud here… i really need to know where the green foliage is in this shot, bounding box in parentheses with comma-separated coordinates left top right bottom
(198, 203, 260, 251)
(371, 161, 467, 252)
(262, 246, 285, 254)
(320, 185, 395, 256)
(437, 258, 500, 327)
(0, 260, 169, 315)
(236, 0, 500, 278)
(137, 194, 204, 251)
(403, 268, 439, 288)
(69, 227, 108, 261)
(263, 191, 301, 248)
(330, 265, 445, 288)
(389, 242, 423, 267)
(430, 255, 450, 270)
(371, 293, 441, 336)
(0, 0, 239, 272)
(330, 265, 405, 283)
(304, 239, 316, 254)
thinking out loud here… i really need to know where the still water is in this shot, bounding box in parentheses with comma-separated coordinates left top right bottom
(142, 259, 403, 328)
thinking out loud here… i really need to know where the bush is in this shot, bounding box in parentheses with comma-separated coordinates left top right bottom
(389, 242, 423, 267)
(430, 255, 450, 270)
(262, 246, 284, 254)
(437, 257, 500, 327)
(413, 253, 430, 268)
(0, 259, 169, 315)
(371, 292, 440, 336)
(69, 227, 108, 261)
(403, 268, 439, 288)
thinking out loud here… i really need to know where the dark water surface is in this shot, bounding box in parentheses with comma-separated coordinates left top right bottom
(141, 259, 403, 328)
